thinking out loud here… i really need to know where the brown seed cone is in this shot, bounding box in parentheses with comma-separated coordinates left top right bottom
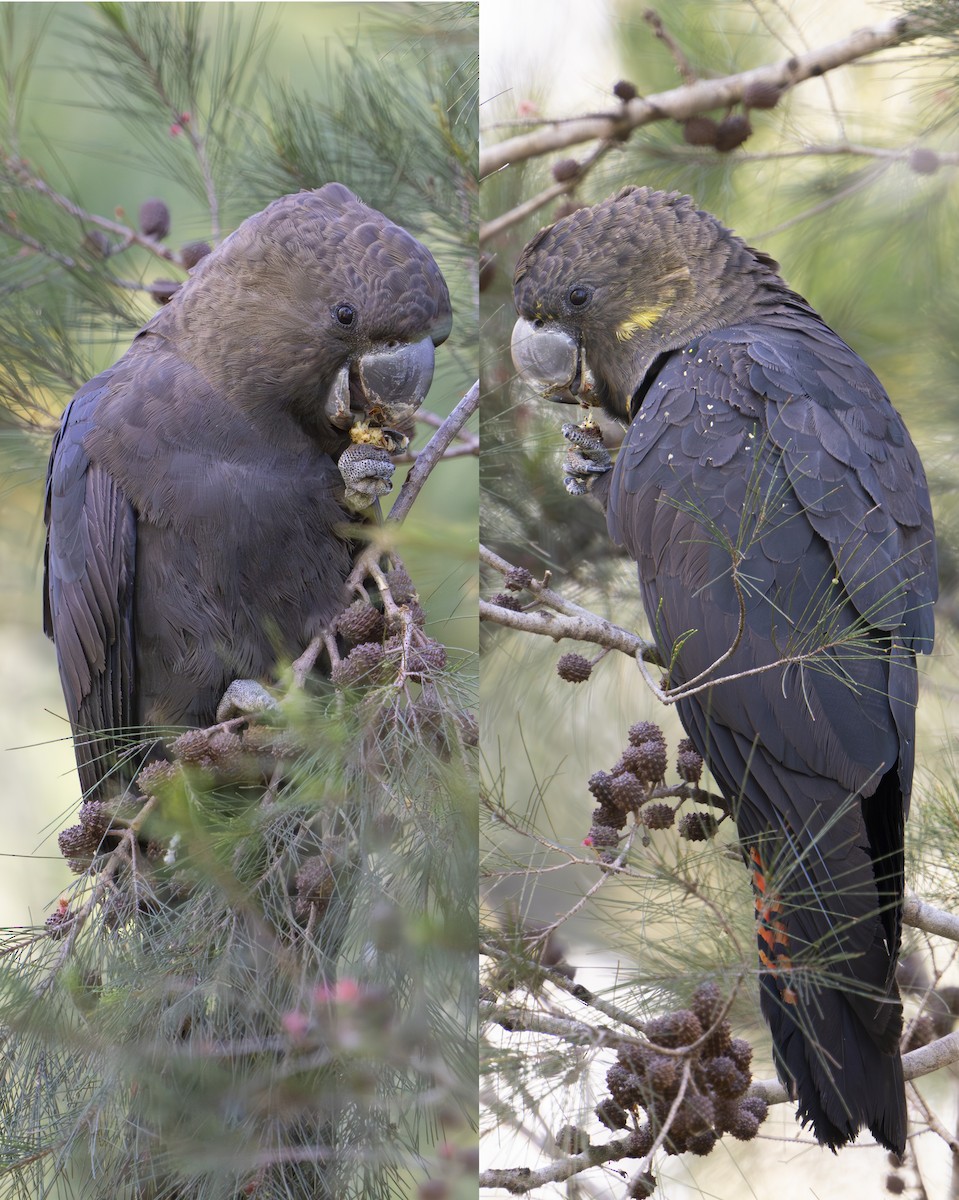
(404, 639, 448, 678)
(180, 239, 212, 268)
(385, 566, 417, 604)
(727, 1037, 753, 1072)
(606, 1062, 643, 1108)
(631, 740, 667, 785)
(677, 745, 704, 784)
(691, 981, 723, 1028)
(553, 1123, 589, 1154)
(294, 854, 336, 915)
(704, 1055, 748, 1098)
(490, 591, 524, 612)
(904, 1012, 937, 1051)
(556, 652, 592, 683)
(610, 771, 645, 811)
(457, 708, 479, 746)
(728, 1107, 761, 1141)
(590, 802, 621, 829)
(78, 800, 111, 840)
(171, 728, 213, 765)
(418, 1181, 451, 1200)
(909, 147, 940, 176)
(552, 158, 580, 182)
(617, 1042, 651, 1075)
(45, 905, 74, 939)
(740, 1094, 768, 1123)
(331, 642, 388, 687)
(700, 1016, 733, 1058)
(588, 770, 616, 806)
(136, 759, 179, 797)
(648, 1054, 679, 1097)
(58, 823, 100, 873)
(627, 720, 665, 747)
(682, 115, 719, 147)
(206, 729, 246, 774)
(587, 822, 620, 851)
(504, 565, 533, 591)
(335, 599, 386, 644)
(554, 199, 584, 220)
(678, 811, 719, 841)
(138, 197, 171, 239)
(685, 1128, 719, 1156)
(595, 1096, 629, 1130)
(627, 1169, 656, 1199)
(627, 1124, 654, 1158)
(640, 803, 675, 830)
(148, 278, 180, 305)
(645, 1009, 703, 1048)
(742, 79, 782, 109)
(715, 113, 752, 152)
(613, 79, 638, 102)
(680, 1091, 716, 1135)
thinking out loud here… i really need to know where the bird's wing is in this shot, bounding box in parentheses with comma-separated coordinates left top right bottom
(726, 313, 937, 654)
(44, 379, 137, 798)
(609, 321, 935, 794)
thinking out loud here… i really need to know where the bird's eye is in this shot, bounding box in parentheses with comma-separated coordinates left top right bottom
(334, 303, 356, 327)
(568, 286, 590, 307)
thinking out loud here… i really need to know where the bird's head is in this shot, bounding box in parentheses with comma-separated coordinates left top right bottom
(511, 186, 779, 420)
(150, 183, 452, 447)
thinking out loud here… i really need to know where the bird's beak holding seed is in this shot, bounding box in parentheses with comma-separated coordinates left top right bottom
(510, 318, 591, 406)
(324, 336, 436, 431)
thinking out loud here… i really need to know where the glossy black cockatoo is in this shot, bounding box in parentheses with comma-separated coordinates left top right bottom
(511, 186, 936, 1154)
(45, 183, 452, 800)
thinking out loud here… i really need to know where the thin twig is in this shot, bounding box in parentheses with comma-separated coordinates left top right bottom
(387, 380, 479, 526)
(480, 544, 653, 660)
(3, 151, 179, 263)
(644, 8, 698, 87)
(480, 139, 618, 243)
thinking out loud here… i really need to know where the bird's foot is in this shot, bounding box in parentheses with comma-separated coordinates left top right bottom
(561, 420, 611, 496)
(215, 679, 280, 722)
(337, 443, 396, 511)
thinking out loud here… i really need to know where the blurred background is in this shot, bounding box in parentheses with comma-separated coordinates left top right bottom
(479, 1, 959, 1196)
(0, 1, 478, 927)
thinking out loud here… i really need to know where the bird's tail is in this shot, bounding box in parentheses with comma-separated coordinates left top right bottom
(750, 841, 907, 1154)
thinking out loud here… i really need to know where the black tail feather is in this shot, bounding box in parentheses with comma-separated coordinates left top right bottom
(761, 973, 906, 1154)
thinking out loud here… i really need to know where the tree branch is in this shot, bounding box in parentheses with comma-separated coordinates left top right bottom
(480, 543, 653, 659)
(480, 13, 933, 180)
(903, 892, 959, 942)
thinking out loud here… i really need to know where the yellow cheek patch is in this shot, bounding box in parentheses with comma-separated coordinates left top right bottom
(616, 303, 668, 340)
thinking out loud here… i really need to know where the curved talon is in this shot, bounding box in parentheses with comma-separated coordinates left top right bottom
(561, 420, 611, 496)
(561, 420, 604, 449)
(216, 678, 280, 722)
(338, 443, 396, 511)
(564, 473, 590, 497)
(565, 446, 611, 476)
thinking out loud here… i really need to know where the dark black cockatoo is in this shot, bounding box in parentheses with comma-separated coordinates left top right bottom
(45, 183, 451, 800)
(511, 186, 936, 1154)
